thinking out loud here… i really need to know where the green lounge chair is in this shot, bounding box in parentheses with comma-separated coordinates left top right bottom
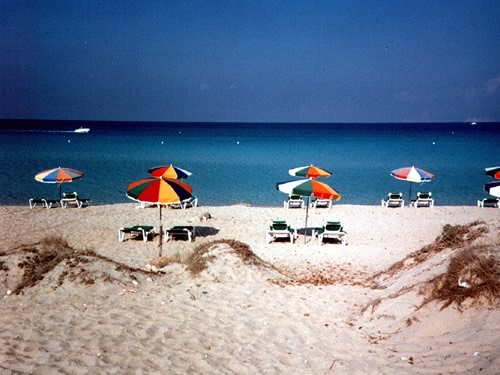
(118, 225, 155, 243)
(164, 226, 195, 242)
(381, 192, 404, 208)
(314, 221, 347, 245)
(267, 220, 297, 243)
(412, 192, 434, 208)
(477, 198, 499, 208)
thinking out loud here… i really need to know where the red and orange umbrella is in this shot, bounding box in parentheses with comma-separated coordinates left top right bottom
(127, 177, 192, 256)
(148, 165, 192, 180)
(127, 177, 192, 204)
(289, 164, 332, 179)
(276, 179, 340, 200)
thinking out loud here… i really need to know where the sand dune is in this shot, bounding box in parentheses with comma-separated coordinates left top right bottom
(0, 204, 499, 374)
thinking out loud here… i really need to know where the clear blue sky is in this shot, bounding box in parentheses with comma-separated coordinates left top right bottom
(1, 1, 499, 123)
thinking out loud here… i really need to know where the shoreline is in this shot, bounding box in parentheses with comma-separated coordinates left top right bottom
(1, 203, 499, 270)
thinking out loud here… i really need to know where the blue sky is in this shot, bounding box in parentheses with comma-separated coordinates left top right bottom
(1, 1, 499, 123)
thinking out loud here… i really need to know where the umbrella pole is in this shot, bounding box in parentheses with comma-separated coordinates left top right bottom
(158, 205, 163, 257)
(304, 197, 309, 244)
(409, 182, 413, 203)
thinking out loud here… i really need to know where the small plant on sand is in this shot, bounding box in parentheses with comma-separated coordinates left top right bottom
(12, 235, 153, 293)
(374, 221, 488, 280)
(185, 239, 268, 276)
(0, 260, 8, 272)
(420, 244, 500, 311)
(186, 283, 207, 300)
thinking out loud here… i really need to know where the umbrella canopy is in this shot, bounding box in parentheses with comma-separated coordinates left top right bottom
(390, 166, 435, 201)
(35, 166, 84, 183)
(277, 179, 341, 200)
(148, 164, 192, 180)
(288, 164, 332, 179)
(127, 177, 193, 256)
(35, 167, 84, 199)
(485, 166, 500, 179)
(390, 166, 434, 183)
(127, 177, 192, 204)
(484, 181, 500, 198)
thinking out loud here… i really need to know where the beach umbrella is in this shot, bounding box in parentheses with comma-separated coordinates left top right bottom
(485, 166, 500, 179)
(289, 164, 332, 179)
(35, 166, 84, 199)
(390, 166, 435, 201)
(277, 179, 341, 242)
(148, 164, 192, 180)
(484, 181, 500, 198)
(127, 177, 192, 256)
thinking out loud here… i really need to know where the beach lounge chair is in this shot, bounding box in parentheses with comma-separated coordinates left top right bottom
(164, 226, 195, 242)
(284, 195, 304, 209)
(182, 195, 198, 209)
(411, 192, 434, 208)
(168, 196, 199, 210)
(310, 198, 333, 209)
(314, 221, 347, 245)
(381, 192, 404, 208)
(29, 198, 49, 209)
(118, 225, 155, 243)
(61, 192, 79, 208)
(267, 220, 297, 243)
(477, 198, 500, 208)
(60, 192, 90, 208)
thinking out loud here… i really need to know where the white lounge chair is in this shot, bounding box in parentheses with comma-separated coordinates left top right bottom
(381, 192, 404, 208)
(314, 221, 348, 245)
(164, 226, 195, 242)
(267, 220, 297, 243)
(118, 225, 155, 243)
(411, 192, 434, 208)
(310, 198, 332, 209)
(29, 198, 48, 209)
(284, 195, 304, 209)
(60, 192, 90, 208)
(182, 196, 198, 209)
(61, 192, 79, 208)
(477, 198, 499, 208)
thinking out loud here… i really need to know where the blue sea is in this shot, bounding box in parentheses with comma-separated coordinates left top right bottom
(0, 120, 499, 206)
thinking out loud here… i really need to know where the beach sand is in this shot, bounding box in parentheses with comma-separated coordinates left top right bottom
(0, 204, 499, 374)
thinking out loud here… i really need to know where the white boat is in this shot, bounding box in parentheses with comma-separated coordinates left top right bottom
(74, 127, 90, 133)
(470, 121, 477, 126)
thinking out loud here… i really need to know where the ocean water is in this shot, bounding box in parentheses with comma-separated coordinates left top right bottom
(0, 120, 499, 206)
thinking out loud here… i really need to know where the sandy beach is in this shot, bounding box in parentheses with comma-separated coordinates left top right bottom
(1, 203, 499, 374)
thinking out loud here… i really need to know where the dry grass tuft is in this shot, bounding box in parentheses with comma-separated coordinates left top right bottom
(148, 255, 181, 269)
(12, 235, 152, 294)
(374, 221, 488, 280)
(421, 244, 500, 311)
(0, 260, 8, 272)
(185, 239, 269, 276)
